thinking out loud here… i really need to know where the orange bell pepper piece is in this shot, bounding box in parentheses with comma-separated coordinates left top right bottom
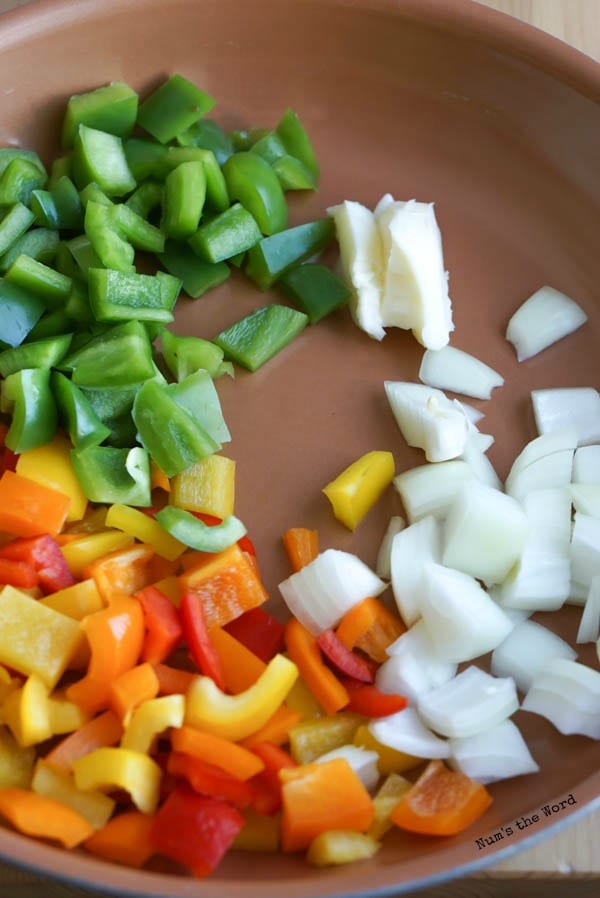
(152, 663, 197, 696)
(83, 542, 156, 603)
(240, 705, 302, 750)
(280, 757, 374, 852)
(44, 710, 124, 773)
(171, 726, 265, 780)
(284, 618, 349, 715)
(108, 662, 160, 723)
(391, 759, 493, 836)
(0, 471, 71, 538)
(84, 810, 155, 868)
(0, 787, 93, 848)
(336, 596, 406, 663)
(282, 528, 319, 572)
(66, 597, 144, 714)
(209, 626, 266, 693)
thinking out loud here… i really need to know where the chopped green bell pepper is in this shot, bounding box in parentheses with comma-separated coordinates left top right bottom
(1, 368, 58, 452)
(62, 81, 139, 149)
(188, 202, 261, 264)
(50, 176, 85, 230)
(276, 108, 320, 179)
(156, 506, 247, 552)
(177, 118, 234, 165)
(59, 319, 155, 387)
(0, 158, 46, 206)
(0, 204, 36, 256)
(0, 333, 72, 377)
(64, 235, 103, 280)
(278, 263, 350, 323)
(71, 445, 151, 506)
(26, 309, 72, 342)
(0, 148, 46, 179)
(215, 304, 308, 372)
(245, 218, 334, 290)
(84, 201, 135, 272)
(48, 155, 72, 189)
(223, 152, 287, 235)
(272, 155, 317, 191)
(79, 182, 113, 208)
(126, 181, 163, 219)
(123, 138, 169, 182)
(88, 268, 180, 324)
(112, 202, 165, 253)
(5, 254, 73, 307)
(161, 328, 229, 381)
(162, 161, 206, 239)
(52, 371, 112, 449)
(157, 239, 230, 298)
(165, 147, 229, 213)
(0, 227, 59, 273)
(0, 280, 45, 347)
(72, 125, 136, 197)
(80, 383, 139, 448)
(168, 370, 230, 444)
(137, 74, 215, 145)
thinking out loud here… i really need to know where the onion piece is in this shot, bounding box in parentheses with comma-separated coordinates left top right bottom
(448, 719, 539, 784)
(567, 580, 589, 607)
(505, 428, 578, 484)
(377, 621, 457, 703)
(442, 480, 529, 586)
(278, 549, 386, 635)
(419, 346, 504, 400)
(532, 387, 600, 446)
(576, 576, 600, 644)
(572, 445, 600, 484)
(460, 435, 502, 490)
(415, 562, 514, 663)
(384, 381, 469, 463)
(453, 399, 485, 427)
(505, 449, 575, 502)
(369, 707, 449, 759)
(315, 745, 380, 792)
(375, 515, 405, 580)
(491, 619, 577, 692)
(571, 483, 600, 518)
(521, 659, 600, 739)
(390, 515, 440, 626)
(393, 459, 472, 522)
(570, 512, 600, 589)
(418, 666, 519, 739)
(505, 286, 588, 362)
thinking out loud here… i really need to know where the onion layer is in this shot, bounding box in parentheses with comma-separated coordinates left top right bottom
(419, 346, 504, 400)
(506, 286, 588, 362)
(418, 667, 519, 739)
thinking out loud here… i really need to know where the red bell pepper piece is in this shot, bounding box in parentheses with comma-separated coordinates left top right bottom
(224, 606, 285, 663)
(136, 585, 183, 665)
(248, 741, 297, 815)
(0, 535, 75, 592)
(150, 784, 244, 877)
(0, 557, 39, 589)
(179, 589, 225, 690)
(316, 629, 375, 683)
(342, 680, 408, 717)
(167, 752, 254, 809)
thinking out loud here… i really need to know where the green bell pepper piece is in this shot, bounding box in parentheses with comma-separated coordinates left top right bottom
(60, 320, 155, 387)
(215, 304, 308, 372)
(123, 138, 169, 182)
(250, 132, 287, 166)
(222, 152, 287, 236)
(54, 242, 85, 282)
(72, 125, 136, 197)
(0, 333, 72, 377)
(161, 328, 229, 381)
(5, 254, 73, 307)
(88, 268, 180, 324)
(0, 228, 59, 272)
(157, 239, 230, 299)
(31, 190, 60, 229)
(229, 128, 270, 152)
(1, 368, 57, 452)
(0, 204, 36, 256)
(137, 74, 215, 145)
(176, 118, 234, 165)
(156, 506, 247, 552)
(162, 161, 206, 239)
(52, 371, 111, 449)
(272, 155, 317, 191)
(79, 182, 113, 208)
(126, 181, 163, 219)
(112, 202, 165, 253)
(48, 155, 72, 190)
(0, 280, 45, 347)
(278, 263, 350, 323)
(188, 202, 261, 264)
(84, 201, 135, 272)
(275, 108, 320, 179)
(245, 218, 334, 290)
(80, 383, 139, 448)
(26, 309, 72, 342)
(0, 149, 46, 179)
(132, 379, 220, 477)
(71, 445, 151, 506)
(168, 370, 230, 444)
(0, 158, 46, 206)
(165, 147, 229, 213)
(50, 176, 85, 230)
(62, 81, 139, 149)
(64, 235, 103, 281)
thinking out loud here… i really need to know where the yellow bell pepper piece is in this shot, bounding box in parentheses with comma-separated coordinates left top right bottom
(0, 586, 83, 688)
(72, 747, 162, 815)
(306, 830, 380, 866)
(150, 575, 180, 604)
(170, 454, 236, 519)
(289, 713, 365, 764)
(322, 450, 395, 531)
(284, 676, 323, 721)
(185, 654, 298, 742)
(32, 759, 115, 830)
(233, 811, 280, 852)
(0, 666, 21, 703)
(105, 504, 186, 562)
(0, 727, 35, 788)
(61, 531, 133, 579)
(16, 434, 88, 522)
(39, 579, 104, 620)
(2, 675, 52, 747)
(121, 694, 185, 755)
(47, 692, 91, 736)
(353, 724, 421, 775)
(368, 772, 412, 840)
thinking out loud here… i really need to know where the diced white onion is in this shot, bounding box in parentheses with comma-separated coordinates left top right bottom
(576, 576, 600, 644)
(571, 483, 600, 518)
(522, 659, 600, 739)
(567, 580, 589, 607)
(384, 381, 469, 462)
(570, 512, 600, 589)
(572, 445, 600, 484)
(532, 388, 600, 446)
(377, 621, 457, 703)
(491, 619, 577, 692)
(448, 719, 539, 784)
(418, 666, 519, 738)
(460, 435, 502, 490)
(390, 515, 440, 626)
(505, 428, 578, 484)
(315, 745, 380, 792)
(453, 399, 485, 426)
(369, 707, 449, 759)
(419, 346, 504, 400)
(393, 459, 472, 522)
(415, 563, 514, 662)
(375, 515, 405, 580)
(442, 480, 529, 586)
(505, 286, 588, 362)
(278, 549, 386, 635)
(505, 449, 575, 502)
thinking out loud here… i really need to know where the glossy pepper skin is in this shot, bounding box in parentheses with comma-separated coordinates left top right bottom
(1, 368, 58, 453)
(222, 152, 287, 236)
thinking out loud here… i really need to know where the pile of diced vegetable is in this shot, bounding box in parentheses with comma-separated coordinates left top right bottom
(0, 71, 599, 880)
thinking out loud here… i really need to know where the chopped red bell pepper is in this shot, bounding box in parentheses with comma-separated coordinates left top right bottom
(0, 534, 75, 592)
(136, 585, 183, 665)
(316, 629, 375, 683)
(167, 753, 254, 809)
(248, 741, 297, 815)
(150, 784, 244, 877)
(224, 606, 285, 663)
(342, 680, 408, 717)
(179, 589, 225, 690)
(0, 557, 39, 589)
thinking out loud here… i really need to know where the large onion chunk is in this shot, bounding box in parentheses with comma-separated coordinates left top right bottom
(491, 619, 577, 692)
(377, 620, 457, 703)
(384, 381, 469, 463)
(448, 719, 539, 784)
(419, 346, 504, 400)
(390, 515, 440, 626)
(570, 512, 600, 589)
(418, 667, 519, 739)
(369, 707, 450, 758)
(572, 445, 600, 483)
(521, 659, 600, 739)
(576, 576, 600, 644)
(393, 459, 472, 522)
(506, 286, 588, 362)
(532, 388, 600, 446)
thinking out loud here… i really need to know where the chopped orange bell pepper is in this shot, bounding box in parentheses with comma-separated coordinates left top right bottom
(61, 531, 133, 580)
(209, 626, 266, 693)
(44, 710, 123, 774)
(240, 705, 302, 750)
(152, 663, 196, 696)
(0, 471, 71, 538)
(16, 435, 88, 523)
(83, 542, 156, 603)
(108, 662, 160, 724)
(170, 727, 265, 781)
(336, 596, 405, 663)
(284, 618, 349, 715)
(0, 787, 94, 848)
(84, 810, 155, 868)
(282, 528, 319, 572)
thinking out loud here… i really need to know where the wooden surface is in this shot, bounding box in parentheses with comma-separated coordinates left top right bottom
(0, 0, 597, 895)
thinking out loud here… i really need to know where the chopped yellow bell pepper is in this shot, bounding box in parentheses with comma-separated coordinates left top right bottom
(185, 653, 298, 742)
(0, 727, 35, 788)
(2, 675, 52, 747)
(72, 747, 162, 815)
(322, 450, 395, 531)
(105, 504, 186, 562)
(289, 713, 365, 764)
(170, 454, 236, 519)
(61, 531, 133, 579)
(32, 759, 115, 830)
(353, 724, 422, 775)
(368, 772, 412, 840)
(149, 575, 180, 604)
(0, 587, 83, 688)
(306, 830, 380, 866)
(39, 578, 104, 620)
(284, 676, 323, 721)
(47, 692, 91, 736)
(121, 694, 185, 755)
(0, 666, 21, 703)
(233, 811, 280, 852)
(16, 434, 88, 522)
